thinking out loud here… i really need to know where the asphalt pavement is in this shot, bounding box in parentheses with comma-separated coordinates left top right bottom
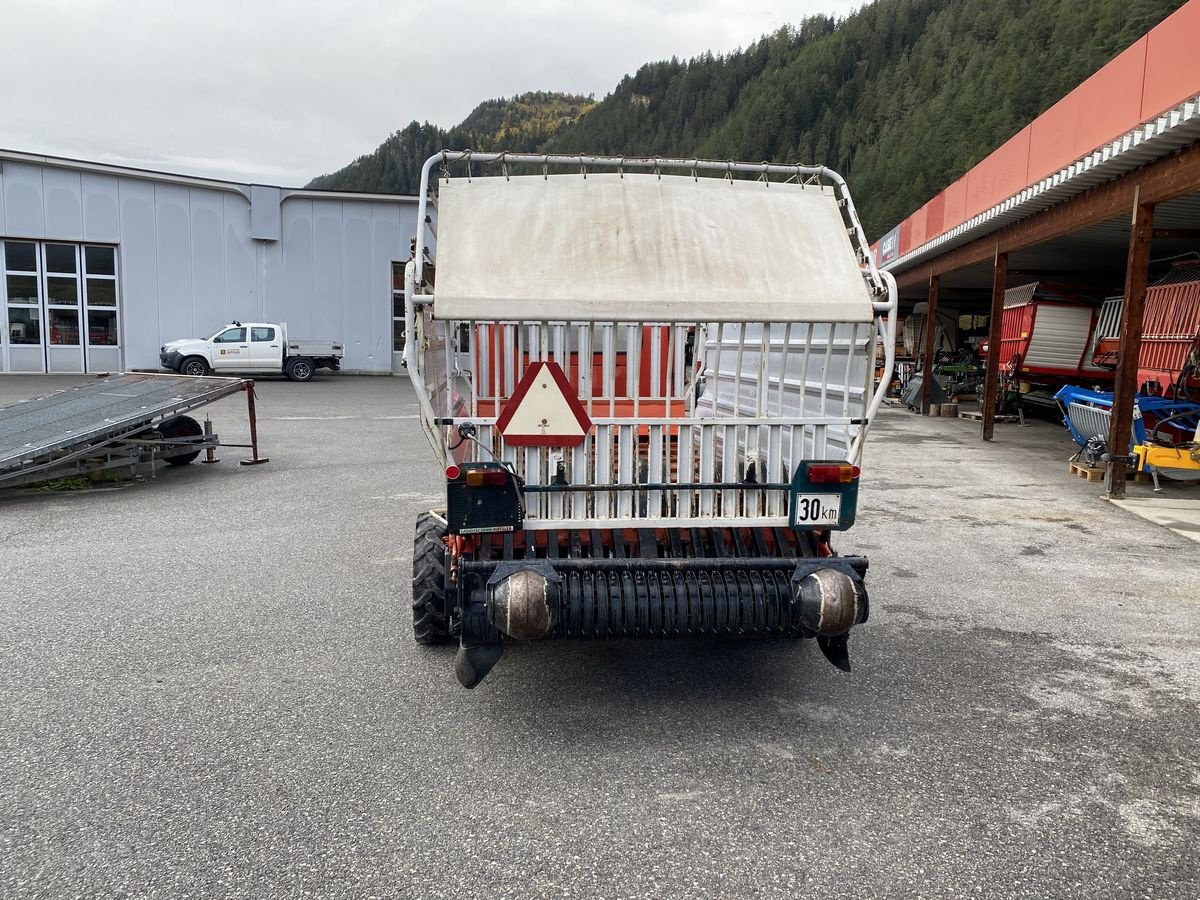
(1, 373, 1197, 899)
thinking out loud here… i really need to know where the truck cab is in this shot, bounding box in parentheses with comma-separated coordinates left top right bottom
(160, 322, 344, 381)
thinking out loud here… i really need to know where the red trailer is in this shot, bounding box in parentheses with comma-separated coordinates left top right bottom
(1090, 263, 1200, 397)
(984, 282, 1110, 384)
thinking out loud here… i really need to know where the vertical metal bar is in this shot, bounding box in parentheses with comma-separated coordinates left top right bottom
(711, 322, 724, 416)
(595, 423, 612, 519)
(617, 423, 634, 518)
(630, 324, 643, 419)
(648, 424, 664, 518)
(756, 324, 769, 416)
(721, 424, 738, 516)
(572, 435, 588, 519)
(818, 325, 834, 418)
(921, 274, 940, 415)
(981, 249, 1009, 441)
(678, 423, 693, 518)
(602, 323, 615, 417)
(767, 424, 783, 517)
(798, 323, 815, 418)
(777, 322, 793, 416)
(502, 324, 516, 396)
(1107, 195, 1155, 500)
(842, 323, 859, 418)
(699, 424, 715, 517)
(732, 324, 746, 419)
(239, 382, 269, 466)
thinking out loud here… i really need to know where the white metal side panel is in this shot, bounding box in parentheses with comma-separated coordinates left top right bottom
(313, 200, 345, 344)
(0, 163, 6, 234)
(340, 203, 376, 371)
(42, 168, 84, 241)
(189, 190, 227, 338)
(433, 174, 874, 323)
(3, 163, 46, 238)
(372, 202, 405, 370)
(153, 184, 194, 344)
(1025, 306, 1092, 372)
(281, 199, 316, 337)
(222, 193, 256, 325)
(81, 173, 121, 243)
(116, 178, 160, 370)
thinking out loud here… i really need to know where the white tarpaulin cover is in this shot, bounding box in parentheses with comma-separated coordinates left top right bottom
(431, 173, 875, 323)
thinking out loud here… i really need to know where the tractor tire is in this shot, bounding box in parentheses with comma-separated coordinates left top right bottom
(412, 511, 450, 644)
(158, 415, 204, 465)
(180, 356, 210, 377)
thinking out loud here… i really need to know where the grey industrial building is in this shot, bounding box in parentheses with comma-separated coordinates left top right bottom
(0, 149, 422, 375)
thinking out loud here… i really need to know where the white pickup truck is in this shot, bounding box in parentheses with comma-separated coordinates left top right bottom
(159, 322, 344, 382)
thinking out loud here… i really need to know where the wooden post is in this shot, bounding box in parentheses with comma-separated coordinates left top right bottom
(981, 249, 1008, 441)
(920, 274, 940, 414)
(1106, 193, 1155, 499)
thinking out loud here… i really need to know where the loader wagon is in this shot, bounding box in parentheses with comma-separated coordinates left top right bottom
(404, 152, 897, 687)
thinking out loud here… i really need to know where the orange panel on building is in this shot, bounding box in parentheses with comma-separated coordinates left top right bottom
(964, 126, 1032, 220)
(1029, 37, 1148, 183)
(1142, 0, 1200, 120)
(909, 206, 928, 248)
(942, 178, 967, 231)
(899, 220, 912, 257)
(924, 193, 945, 240)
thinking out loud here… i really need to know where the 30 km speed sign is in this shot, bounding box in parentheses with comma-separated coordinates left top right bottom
(791, 494, 842, 526)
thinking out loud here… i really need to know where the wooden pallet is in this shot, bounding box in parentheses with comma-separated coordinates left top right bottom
(1069, 460, 1105, 482)
(957, 410, 1019, 423)
(1066, 461, 1151, 484)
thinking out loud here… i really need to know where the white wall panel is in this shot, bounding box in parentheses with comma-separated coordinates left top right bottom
(313, 200, 344, 343)
(223, 193, 256, 326)
(341, 204, 374, 371)
(280, 200, 315, 337)
(3, 163, 45, 238)
(154, 185, 194, 343)
(42, 168, 84, 240)
(0, 164, 6, 234)
(373, 203, 404, 370)
(82, 174, 121, 243)
(117, 179, 160, 364)
(189, 189, 226, 337)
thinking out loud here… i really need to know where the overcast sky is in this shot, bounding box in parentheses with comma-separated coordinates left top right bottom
(3, 0, 861, 187)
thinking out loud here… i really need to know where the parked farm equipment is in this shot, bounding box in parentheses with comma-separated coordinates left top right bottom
(404, 152, 896, 687)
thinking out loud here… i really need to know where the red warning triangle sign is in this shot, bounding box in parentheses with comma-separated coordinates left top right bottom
(496, 361, 593, 447)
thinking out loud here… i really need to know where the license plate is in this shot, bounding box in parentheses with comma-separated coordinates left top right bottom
(791, 493, 842, 526)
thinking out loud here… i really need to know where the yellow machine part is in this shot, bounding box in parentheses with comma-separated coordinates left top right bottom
(1134, 443, 1200, 474)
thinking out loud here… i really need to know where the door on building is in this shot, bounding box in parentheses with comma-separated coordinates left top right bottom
(2, 241, 120, 374)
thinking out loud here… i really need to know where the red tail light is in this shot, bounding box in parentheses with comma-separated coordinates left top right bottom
(807, 463, 860, 484)
(445, 464, 462, 480)
(466, 467, 509, 487)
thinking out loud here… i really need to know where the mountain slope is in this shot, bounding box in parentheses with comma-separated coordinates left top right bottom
(308, 0, 1186, 237)
(306, 92, 594, 193)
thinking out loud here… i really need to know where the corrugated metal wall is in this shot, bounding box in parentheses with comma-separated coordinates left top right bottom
(0, 158, 418, 373)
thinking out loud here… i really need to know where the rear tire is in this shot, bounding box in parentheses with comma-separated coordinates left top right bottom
(180, 356, 209, 377)
(412, 511, 450, 644)
(285, 357, 315, 382)
(158, 415, 204, 465)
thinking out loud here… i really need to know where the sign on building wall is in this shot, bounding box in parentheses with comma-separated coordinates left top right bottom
(877, 227, 900, 266)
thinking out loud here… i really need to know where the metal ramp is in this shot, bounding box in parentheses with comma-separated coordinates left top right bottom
(0, 373, 266, 489)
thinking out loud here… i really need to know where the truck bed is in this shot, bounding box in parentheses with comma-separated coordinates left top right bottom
(287, 340, 343, 358)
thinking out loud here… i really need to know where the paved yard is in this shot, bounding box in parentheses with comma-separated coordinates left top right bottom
(1, 374, 1197, 899)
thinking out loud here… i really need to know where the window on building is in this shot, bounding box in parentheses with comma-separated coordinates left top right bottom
(82, 245, 119, 349)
